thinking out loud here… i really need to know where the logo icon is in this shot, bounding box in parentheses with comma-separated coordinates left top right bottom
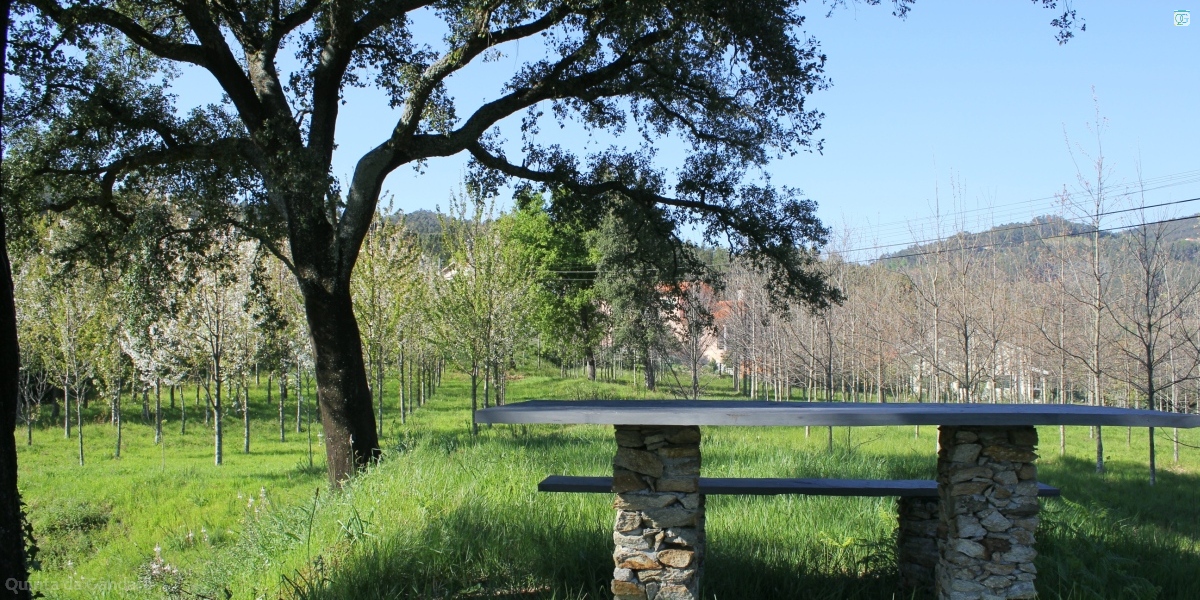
(1176, 10, 1191, 26)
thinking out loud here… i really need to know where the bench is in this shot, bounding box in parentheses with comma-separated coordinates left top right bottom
(540, 475, 1060, 592)
(538, 475, 1061, 497)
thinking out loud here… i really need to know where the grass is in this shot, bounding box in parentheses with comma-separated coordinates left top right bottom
(16, 368, 1200, 599)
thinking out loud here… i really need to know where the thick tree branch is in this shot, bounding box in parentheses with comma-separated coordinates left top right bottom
(28, 0, 210, 66)
(463, 140, 731, 217)
(38, 137, 252, 225)
(390, 2, 567, 142)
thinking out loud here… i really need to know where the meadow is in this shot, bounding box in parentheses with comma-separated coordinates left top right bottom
(15, 370, 1200, 599)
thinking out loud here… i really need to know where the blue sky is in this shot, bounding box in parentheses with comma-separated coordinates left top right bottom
(176, 1, 1200, 258)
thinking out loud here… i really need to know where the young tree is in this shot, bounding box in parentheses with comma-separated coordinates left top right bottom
(430, 191, 534, 433)
(182, 230, 251, 466)
(507, 192, 605, 380)
(352, 208, 420, 433)
(1108, 200, 1200, 484)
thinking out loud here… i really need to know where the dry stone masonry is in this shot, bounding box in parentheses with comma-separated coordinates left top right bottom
(935, 425, 1041, 600)
(610, 425, 704, 600)
(898, 495, 941, 593)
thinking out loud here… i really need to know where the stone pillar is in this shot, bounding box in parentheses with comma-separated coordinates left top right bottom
(935, 426, 1040, 600)
(610, 425, 704, 600)
(897, 495, 940, 594)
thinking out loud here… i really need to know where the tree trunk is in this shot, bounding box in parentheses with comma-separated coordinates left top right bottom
(376, 355, 384, 436)
(297, 280, 380, 485)
(276, 374, 285, 442)
(76, 383, 84, 466)
(1148, 426, 1156, 486)
(154, 379, 162, 445)
(642, 350, 656, 391)
(214, 388, 223, 466)
(295, 366, 302, 433)
(64, 384, 71, 437)
(585, 347, 597, 382)
(242, 382, 250, 454)
(398, 350, 406, 424)
(483, 360, 490, 409)
(179, 383, 185, 435)
(470, 361, 479, 436)
(0, 14, 32, 577)
(114, 382, 122, 458)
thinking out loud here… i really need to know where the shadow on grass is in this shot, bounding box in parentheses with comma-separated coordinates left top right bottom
(1033, 454, 1200, 599)
(293, 501, 611, 600)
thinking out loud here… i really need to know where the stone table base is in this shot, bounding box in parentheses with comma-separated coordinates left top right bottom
(611, 425, 704, 600)
(936, 425, 1040, 600)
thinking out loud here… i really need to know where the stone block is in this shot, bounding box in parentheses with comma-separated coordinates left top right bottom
(979, 510, 1012, 532)
(664, 427, 701, 444)
(1009, 581, 1037, 598)
(661, 458, 701, 477)
(954, 516, 987, 539)
(951, 538, 986, 558)
(658, 446, 700, 458)
(656, 583, 695, 600)
(1000, 545, 1036, 564)
(645, 581, 660, 600)
(982, 445, 1037, 463)
(951, 466, 994, 483)
(992, 470, 1018, 486)
(615, 511, 643, 533)
(614, 469, 649, 493)
(982, 575, 1013, 588)
(951, 443, 983, 463)
(658, 549, 694, 568)
(615, 427, 646, 447)
(678, 493, 701, 510)
(615, 493, 678, 511)
(616, 447, 665, 478)
(644, 506, 697, 528)
(663, 527, 701, 547)
(612, 580, 647, 600)
(952, 481, 991, 496)
(617, 551, 661, 570)
(615, 530, 652, 551)
(955, 430, 980, 443)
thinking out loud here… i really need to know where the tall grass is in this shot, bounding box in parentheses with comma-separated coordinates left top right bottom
(18, 370, 1200, 599)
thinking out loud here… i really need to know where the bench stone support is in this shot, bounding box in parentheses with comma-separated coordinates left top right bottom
(936, 425, 1040, 600)
(611, 425, 704, 600)
(898, 496, 940, 593)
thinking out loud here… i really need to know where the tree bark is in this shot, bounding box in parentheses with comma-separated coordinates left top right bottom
(115, 382, 122, 458)
(0, 0, 32, 581)
(0, 169, 31, 600)
(585, 347, 597, 382)
(297, 280, 380, 485)
(470, 361, 479, 436)
(154, 379, 162, 445)
(242, 382, 250, 454)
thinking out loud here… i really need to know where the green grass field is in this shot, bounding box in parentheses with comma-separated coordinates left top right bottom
(15, 370, 1200, 599)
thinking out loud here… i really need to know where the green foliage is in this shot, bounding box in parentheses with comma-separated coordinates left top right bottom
(505, 192, 604, 366)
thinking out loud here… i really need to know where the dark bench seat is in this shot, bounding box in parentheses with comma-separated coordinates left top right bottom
(538, 475, 1061, 498)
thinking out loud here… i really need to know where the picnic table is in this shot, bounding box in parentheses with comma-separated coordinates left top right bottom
(476, 400, 1200, 600)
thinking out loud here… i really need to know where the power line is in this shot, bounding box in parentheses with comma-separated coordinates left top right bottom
(846, 195, 1200, 257)
(840, 169, 1200, 243)
(876, 212, 1200, 263)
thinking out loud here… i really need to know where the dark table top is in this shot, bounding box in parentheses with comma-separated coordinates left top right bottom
(475, 400, 1200, 428)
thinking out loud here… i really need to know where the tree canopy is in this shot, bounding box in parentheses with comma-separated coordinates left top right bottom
(1, 0, 1082, 485)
